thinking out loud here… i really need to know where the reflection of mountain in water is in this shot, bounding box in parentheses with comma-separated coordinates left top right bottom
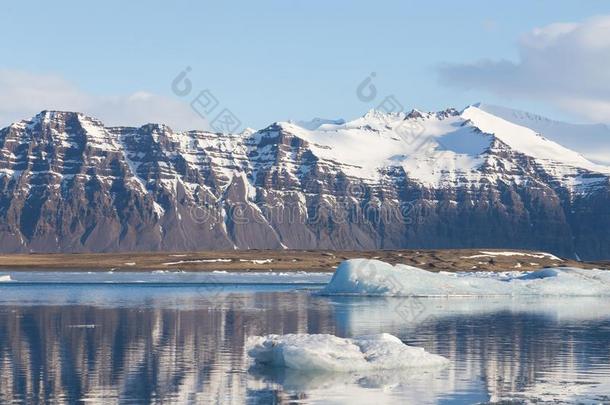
(0, 291, 336, 404)
(331, 296, 610, 404)
(0, 289, 609, 403)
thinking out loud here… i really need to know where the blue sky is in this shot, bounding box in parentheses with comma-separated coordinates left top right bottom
(1, 0, 609, 129)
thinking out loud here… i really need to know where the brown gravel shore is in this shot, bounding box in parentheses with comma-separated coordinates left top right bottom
(0, 249, 607, 273)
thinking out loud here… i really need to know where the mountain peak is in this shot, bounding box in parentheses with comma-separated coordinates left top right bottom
(24, 110, 111, 132)
(33, 110, 82, 122)
(406, 109, 425, 119)
(460, 105, 610, 174)
(473, 104, 610, 165)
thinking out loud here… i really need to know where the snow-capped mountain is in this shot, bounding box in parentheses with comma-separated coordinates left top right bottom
(476, 103, 610, 165)
(0, 106, 609, 258)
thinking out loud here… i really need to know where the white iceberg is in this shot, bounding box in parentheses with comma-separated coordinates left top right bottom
(320, 259, 610, 297)
(246, 333, 449, 372)
(0, 274, 12, 282)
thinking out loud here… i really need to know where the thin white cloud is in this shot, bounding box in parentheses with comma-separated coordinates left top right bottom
(438, 15, 610, 124)
(0, 69, 209, 131)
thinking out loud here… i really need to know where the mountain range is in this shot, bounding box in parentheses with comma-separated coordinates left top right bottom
(0, 104, 608, 259)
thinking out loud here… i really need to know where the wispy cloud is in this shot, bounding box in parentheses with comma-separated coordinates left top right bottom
(438, 15, 610, 123)
(0, 69, 208, 130)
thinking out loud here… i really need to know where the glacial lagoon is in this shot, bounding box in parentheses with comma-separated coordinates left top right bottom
(0, 272, 609, 404)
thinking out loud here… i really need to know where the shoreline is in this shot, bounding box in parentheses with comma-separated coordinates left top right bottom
(0, 249, 607, 273)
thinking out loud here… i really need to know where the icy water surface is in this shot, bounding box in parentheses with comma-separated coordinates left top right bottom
(0, 273, 609, 404)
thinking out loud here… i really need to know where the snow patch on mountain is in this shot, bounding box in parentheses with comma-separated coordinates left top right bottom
(273, 106, 610, 189)
(462, 106, 610, 174)
(5, 106, 609, 191)
(274, 111, 491, 186)
(476, 103, 610, 165)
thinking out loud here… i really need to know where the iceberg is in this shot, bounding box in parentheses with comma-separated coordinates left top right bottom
(320, 259, 610, 297)
(0, 274, 11, 282)
(246, 333, 449, 372)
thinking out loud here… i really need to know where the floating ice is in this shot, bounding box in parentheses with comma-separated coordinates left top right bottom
(320, 259, 610, 297)
(0, 274, 11, 282)
(0, 271, 332, 285)
(246, 333, 449, 372)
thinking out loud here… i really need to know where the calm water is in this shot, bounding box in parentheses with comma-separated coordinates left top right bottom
(0, 278, 610, 404)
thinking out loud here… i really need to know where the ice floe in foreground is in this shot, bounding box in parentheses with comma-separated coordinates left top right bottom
(320, 259, 610, 296)
(246, 333, 449, 371)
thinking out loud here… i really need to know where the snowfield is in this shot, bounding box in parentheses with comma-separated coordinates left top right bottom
(262, 105, 610, 189)
(246, 333, 449, 372)
(320, 259, 610, 297)
(460, 251, 562, 260)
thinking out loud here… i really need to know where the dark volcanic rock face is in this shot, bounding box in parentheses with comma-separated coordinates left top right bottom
(0, 108, 608, 259)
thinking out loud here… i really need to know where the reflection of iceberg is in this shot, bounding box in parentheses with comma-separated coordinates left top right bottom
(248, 365, 451, 405)
(328, 296, 610, 340)
(246, 333, 448, 372)
(249, 365, 427, 390)
(321, 259, 610, 296)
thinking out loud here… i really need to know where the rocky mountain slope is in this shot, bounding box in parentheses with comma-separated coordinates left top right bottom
(0, 106, 609, 259)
